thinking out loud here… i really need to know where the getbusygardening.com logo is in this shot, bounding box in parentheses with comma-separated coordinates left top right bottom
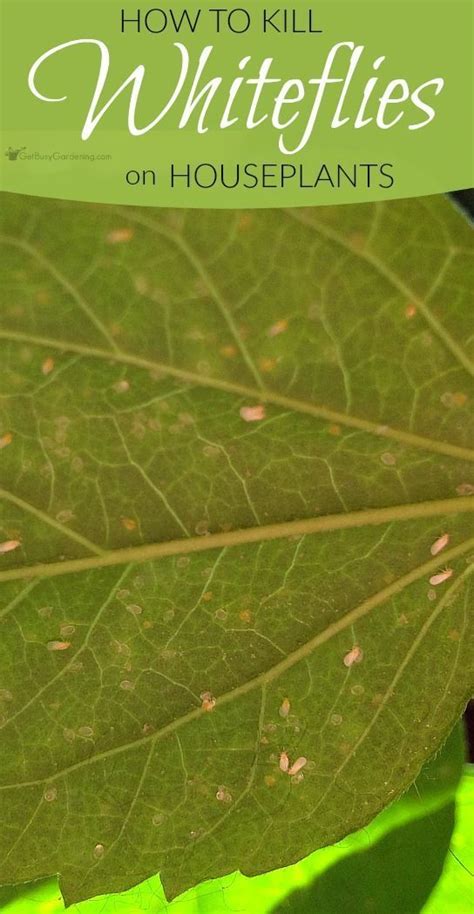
(5, 146, 112, 163)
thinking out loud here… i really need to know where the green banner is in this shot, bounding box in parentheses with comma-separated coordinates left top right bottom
(1, 0, 472, 207)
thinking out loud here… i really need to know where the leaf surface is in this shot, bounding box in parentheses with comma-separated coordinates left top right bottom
(271, 723, 465, 914)
(0, 194, 473, 902)
(0, 723, 464, 913)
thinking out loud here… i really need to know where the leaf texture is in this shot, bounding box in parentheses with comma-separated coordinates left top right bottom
(0, 194, 473, 902)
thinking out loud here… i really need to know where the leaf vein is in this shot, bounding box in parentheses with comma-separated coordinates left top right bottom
(2, 537, 472, 791)
(0, 330, 471, 463)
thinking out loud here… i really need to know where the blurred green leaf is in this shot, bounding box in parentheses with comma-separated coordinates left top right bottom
(422, 765, 474, 914)
(272, 809, 455, 914)
(0, 195, 473, 902)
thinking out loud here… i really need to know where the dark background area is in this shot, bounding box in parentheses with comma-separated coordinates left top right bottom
(451, 189, 474, 221)
(450, 189, 473, 763)
(465, 704, 474, 763)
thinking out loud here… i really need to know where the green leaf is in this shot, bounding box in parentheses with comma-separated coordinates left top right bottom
(275, 807, 455, 914)
(271, 723, 465, 913)
(0, 722, 466, 914)
(0, 194, 473, 903)
(423, 764, 474, 914)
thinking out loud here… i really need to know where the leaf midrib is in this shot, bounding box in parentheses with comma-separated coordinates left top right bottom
(2, 537, 472, 792)
(0, 497, 473, 585)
